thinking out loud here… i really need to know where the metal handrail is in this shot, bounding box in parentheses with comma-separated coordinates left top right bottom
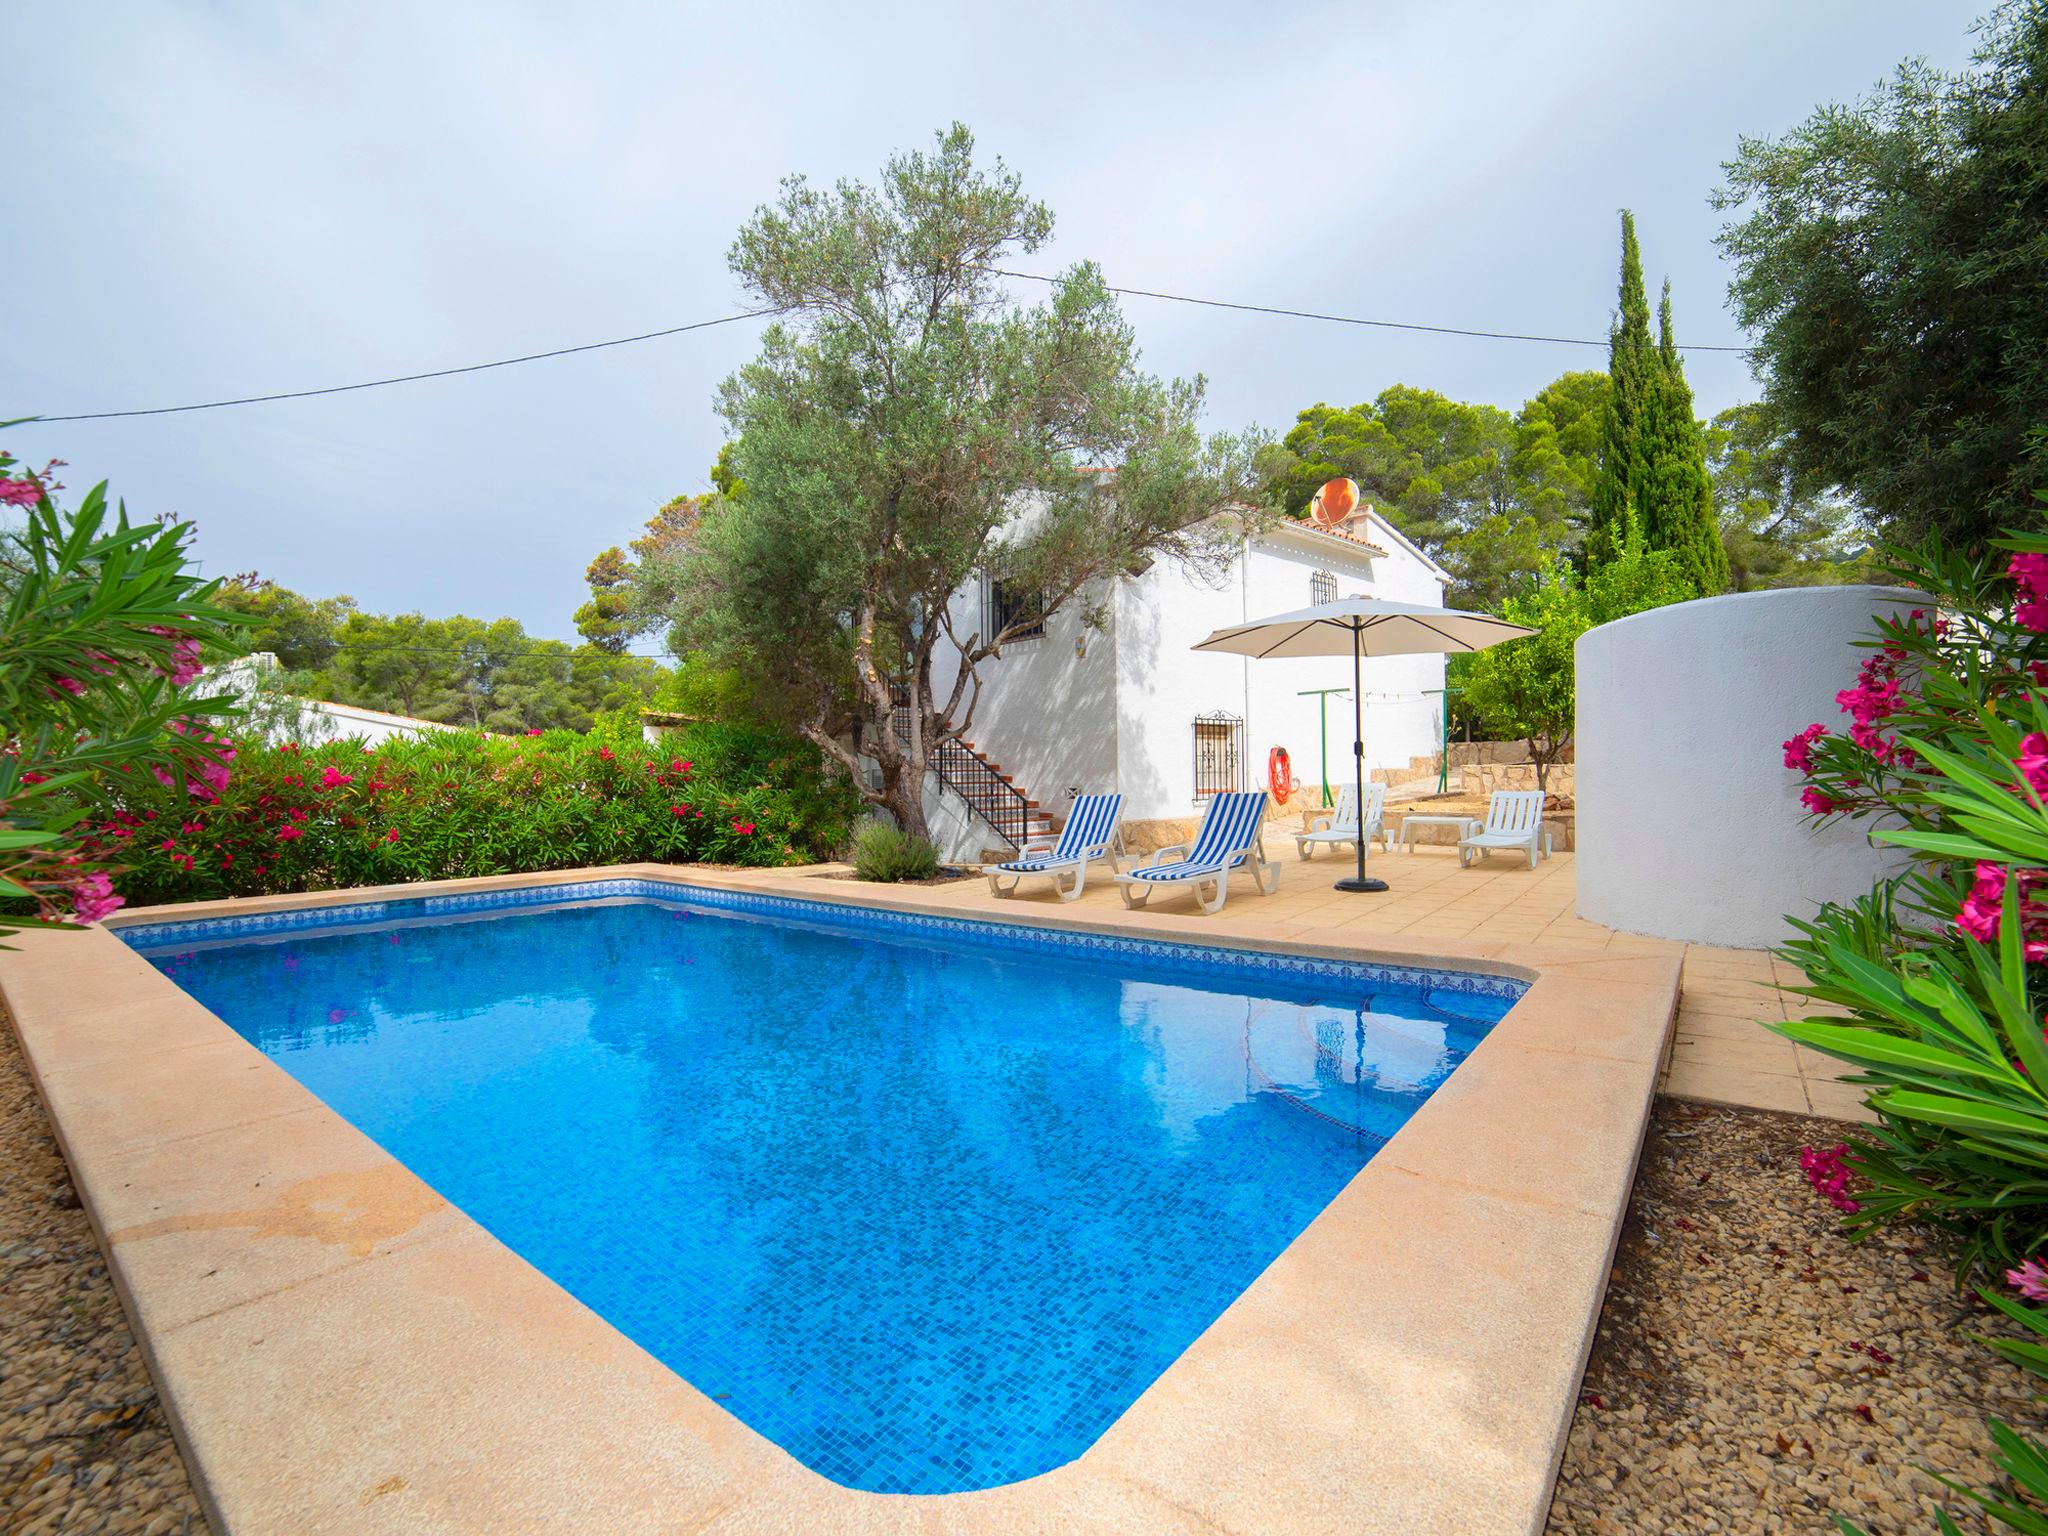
(892, 703, 1034, 847)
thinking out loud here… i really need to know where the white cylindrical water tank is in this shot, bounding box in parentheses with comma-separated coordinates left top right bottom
(1575, 585, 1921, 949)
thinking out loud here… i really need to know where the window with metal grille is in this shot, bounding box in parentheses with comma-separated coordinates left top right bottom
(985, 576, 1046, 642)
(1192, 713, 1244, 800)
(1310, 569, 1336, 606)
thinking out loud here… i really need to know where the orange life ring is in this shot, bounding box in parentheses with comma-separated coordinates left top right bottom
(1268, 746, 1294, 805)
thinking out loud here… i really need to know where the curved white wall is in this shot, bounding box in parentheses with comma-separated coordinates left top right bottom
(1575, 585, 1921, 949)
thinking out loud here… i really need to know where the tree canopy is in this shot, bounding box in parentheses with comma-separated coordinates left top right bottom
(1262, 375, 1606, 610)
(1713, 2, 2048, 552)
(1705, 401, 1873, 589)
(1587, 212, 1728, 595)
(646, 124, 1268, 839)
(1456, 550, 1699, 789)
(218, 579, 661, 735)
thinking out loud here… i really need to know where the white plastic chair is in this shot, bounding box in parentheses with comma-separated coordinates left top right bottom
(1114, 791, 1279, 914)
(1457, 789, 1549, 870)
(986, 793, 1126, 902)
(1294, 782, 1389, 861)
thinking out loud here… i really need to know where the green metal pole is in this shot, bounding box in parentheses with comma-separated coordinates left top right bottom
(1425, 686, 1460, 794)
(1298, 686, 1350, 808)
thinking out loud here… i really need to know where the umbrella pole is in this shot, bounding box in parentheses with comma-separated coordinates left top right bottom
(1335, 623, 1388, 894)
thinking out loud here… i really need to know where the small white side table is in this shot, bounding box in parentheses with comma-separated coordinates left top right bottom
(1396, 814, 1479, 853)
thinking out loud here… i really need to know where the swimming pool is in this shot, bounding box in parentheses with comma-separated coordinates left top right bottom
(125, 879, 1524, 1495)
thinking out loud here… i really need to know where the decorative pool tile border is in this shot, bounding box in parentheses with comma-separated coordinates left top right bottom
(116, 876, 1529, 1004)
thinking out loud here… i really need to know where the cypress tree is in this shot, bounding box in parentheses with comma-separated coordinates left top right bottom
(1588, 211, 1654, 563)
(1638, 281, 1731, 596)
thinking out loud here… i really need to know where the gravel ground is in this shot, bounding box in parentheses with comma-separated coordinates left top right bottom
(1548, 1099, 2043, 1536)
(0, 1012, 209, 1536)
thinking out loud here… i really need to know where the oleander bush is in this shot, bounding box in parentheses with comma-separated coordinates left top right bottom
(1774, 516, 2048, 1532)
(850, 820, 939, 883)
(76, 720, 860, 908)
(0, 451, 243, 938)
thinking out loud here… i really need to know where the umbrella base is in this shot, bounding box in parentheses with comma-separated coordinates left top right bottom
(1333, 877, 1389, 893)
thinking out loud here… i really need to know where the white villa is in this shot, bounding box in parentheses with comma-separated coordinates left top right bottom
(922, 503, 1450, 858)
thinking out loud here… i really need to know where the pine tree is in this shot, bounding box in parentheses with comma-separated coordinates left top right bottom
(1588, 211, 1654, 562)
(1638, 281, 1731, 596)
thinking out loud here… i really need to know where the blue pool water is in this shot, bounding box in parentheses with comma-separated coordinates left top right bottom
(127, 881, 1522, 1494)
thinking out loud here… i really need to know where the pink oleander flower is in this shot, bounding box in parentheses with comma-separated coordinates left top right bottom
(276, 824, 304, 841)
(383, 828, 399, 843)
(2011, 554, 2048, 634)
(51, 676, 85, 696)
(671, 803, 691, 817)
(733, 819, 756, 835)
(320, 766, 354, 789)
(144, 626, 205, 687)
(1801, 787, 1839, 816)
(526, 728, 543, 737)
(2008, 1257, 2048, 1303)
(2019, 733, 2048, 802)
(67, 873, 124, 925)
(597, 747, 614, 761)
(1783, 723, 1828, 773)
(1800, 1143, 1863, 1213)
(0, 477, 43, 508)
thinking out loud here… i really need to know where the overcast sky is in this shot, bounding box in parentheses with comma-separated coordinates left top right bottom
(7, 2, 1982, 642)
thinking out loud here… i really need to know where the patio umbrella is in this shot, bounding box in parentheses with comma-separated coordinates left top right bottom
(1192, 597, 1536, 893)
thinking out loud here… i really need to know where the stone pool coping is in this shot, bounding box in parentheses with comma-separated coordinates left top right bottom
(1, 863, 1680, 1535)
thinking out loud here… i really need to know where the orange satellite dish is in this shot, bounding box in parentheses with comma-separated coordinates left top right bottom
(1309, 477, 1360, 527)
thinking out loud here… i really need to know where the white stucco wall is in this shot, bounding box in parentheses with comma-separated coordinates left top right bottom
(928, 574, 1120, 824)
(1112, 513, 1446, 821)
(1575, 585, 1922, 949)
(928, 506, 1448, 833)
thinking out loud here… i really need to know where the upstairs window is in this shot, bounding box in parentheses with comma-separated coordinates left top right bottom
(1310, 569, 1337, 606)
(985, 576, 1046, 642)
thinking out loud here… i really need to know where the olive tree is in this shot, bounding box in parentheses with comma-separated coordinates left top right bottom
(658, 125, 1270, 840)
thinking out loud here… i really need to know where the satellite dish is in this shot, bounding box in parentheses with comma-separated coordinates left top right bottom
(1309, 477, 1360, 528)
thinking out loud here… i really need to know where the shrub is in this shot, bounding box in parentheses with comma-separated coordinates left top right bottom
(1775, 518, 2048, 1532)
(0, 456, 243, 936)
(850, 821, 939, 883)
(74, 720, 859, 908)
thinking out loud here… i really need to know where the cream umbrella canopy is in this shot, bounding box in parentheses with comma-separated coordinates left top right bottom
(1192, 597, 1537, 893)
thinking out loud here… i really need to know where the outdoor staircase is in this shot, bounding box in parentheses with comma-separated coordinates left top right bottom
(948, 738, 1056, 847)
(890, 700, 1053, 848)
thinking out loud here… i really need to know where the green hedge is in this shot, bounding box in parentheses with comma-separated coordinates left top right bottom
(78, 721, 859, 909)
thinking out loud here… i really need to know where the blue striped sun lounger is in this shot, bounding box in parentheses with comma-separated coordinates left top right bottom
(986, 792, 1126, 902)
(1113, 790, 1279, 915)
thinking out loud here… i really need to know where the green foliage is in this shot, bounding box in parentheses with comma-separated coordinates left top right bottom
(656, 124, 1269, 840)
(1714, 3, 2048, 553)
(218, 577, 663, 735)
(1263, 374, 1607, 610)
(1778, 526, 2048, 1536)
(74, 723, 859, 908)
(1588, 212, 1655, 566)
(1706, 401, 1874, 589)
(1456, 550, 1695, 789)
(1588, 215, 1727, 595)
(0, 451, 244, 936)
(1775, 532, 2048, 1272)
(850, 820, 940, 882)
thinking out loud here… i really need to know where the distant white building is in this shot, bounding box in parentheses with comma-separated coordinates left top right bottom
(920, 503, 1449, 859)
(209, 653, 456, 747)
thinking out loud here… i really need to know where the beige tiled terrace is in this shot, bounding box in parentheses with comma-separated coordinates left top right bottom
(898, 842, 1869, 1124)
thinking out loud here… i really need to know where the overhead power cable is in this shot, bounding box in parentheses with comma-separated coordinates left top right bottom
(979, 267, 1754, 354)
(21, 265, 1754, 425)
(28, 307, 787, 423)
